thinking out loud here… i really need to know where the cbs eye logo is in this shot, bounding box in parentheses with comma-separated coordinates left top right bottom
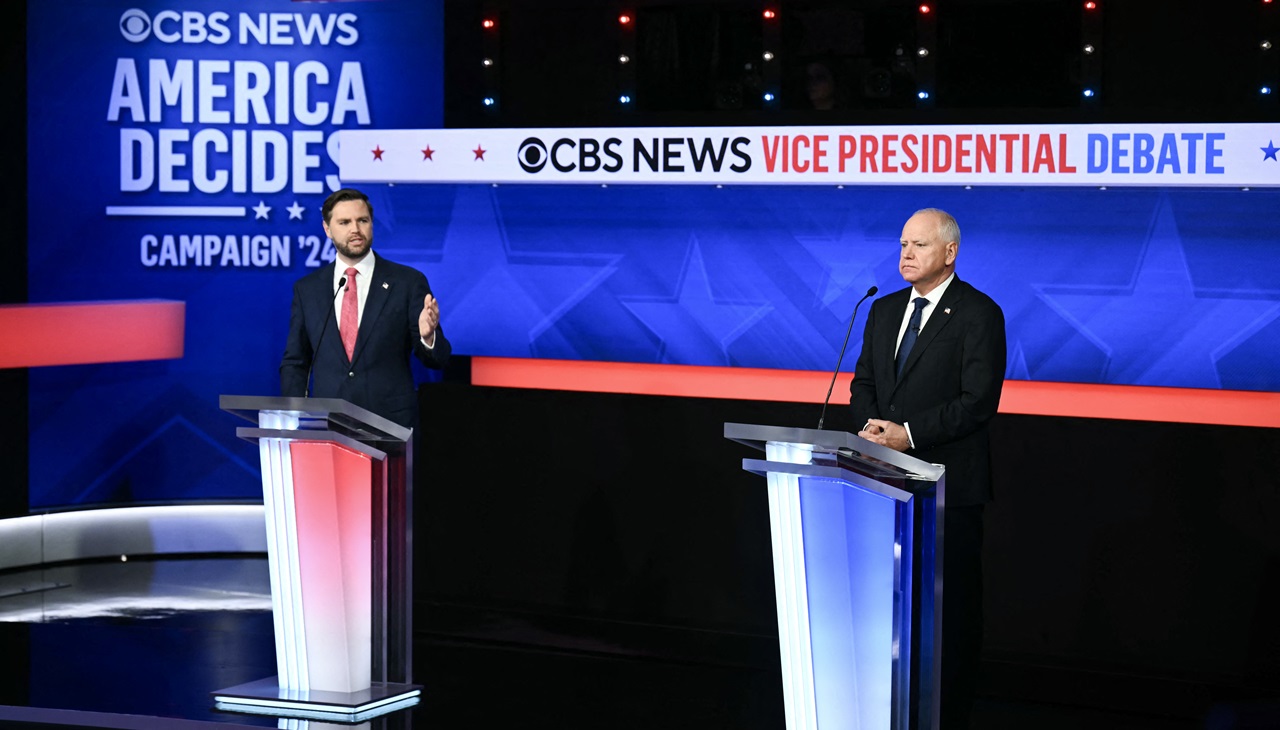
(517, 138, 549, 173)
(120, 9, 151, 42)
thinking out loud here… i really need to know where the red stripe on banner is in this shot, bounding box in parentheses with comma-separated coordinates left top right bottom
(470, 357, 1280, 428)
(0, 300, 185, 369)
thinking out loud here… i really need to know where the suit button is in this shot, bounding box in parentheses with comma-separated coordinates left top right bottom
(348, 371, 355, 377)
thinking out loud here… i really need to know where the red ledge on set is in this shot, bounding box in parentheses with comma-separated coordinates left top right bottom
(471, 357, 1280, 429)
(0, 300, 185, 369)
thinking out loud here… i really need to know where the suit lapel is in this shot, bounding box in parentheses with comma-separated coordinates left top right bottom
(895, 278, 967, 386)
(351, 264, 393, 364)
(309, 263, 343, 357)
(881, 290, 910, 383)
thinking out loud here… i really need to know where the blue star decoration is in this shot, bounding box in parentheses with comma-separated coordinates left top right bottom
(620, 234, 773, 365)
(792, 208, 882, 310)
(1262, 140, 1280, 162)
(376, 185, 620, 358)
(1032, 194, 1280, 388)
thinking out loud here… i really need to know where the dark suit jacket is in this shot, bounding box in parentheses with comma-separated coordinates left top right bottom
(848, 276, 1006, 506)
(280, 254, 451, 429)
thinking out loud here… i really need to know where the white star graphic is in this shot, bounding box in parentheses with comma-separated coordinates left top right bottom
(252, 201, 271, 220)
(286, 201, 305, 220)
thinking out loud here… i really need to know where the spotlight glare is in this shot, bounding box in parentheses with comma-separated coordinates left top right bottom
(917, 47, 930, 57)
(1084, 44, 1095, 54)
(483, 97, 495, 106)
(917, 91, 930, 99)
(620, 95, 632, 104)
(763, 9, 777, 19)
(763, 51, 775, 61)
(482, 19, 496, 29)
(1263, 86, 1274, 95)
(919, 4, 932, 14)
(1083, 88, 1095, 97)
(619, 14, 632, 25)
(1263, 40, 1273, 50)
(1084, 1, 1097, 9)
(619, 54, 630, 64)
(764, 92, 776, 102)
(482, 58, 493, 67)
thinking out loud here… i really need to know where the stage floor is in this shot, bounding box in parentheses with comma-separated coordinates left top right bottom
(0, 557, 1264, 729)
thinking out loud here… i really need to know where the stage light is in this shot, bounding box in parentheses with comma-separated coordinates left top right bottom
(1084, 1, 1097, 9)
(917, 91, 930, 99)
(764, 93, 776, 101)
(1263, 86, 1274, 95)
(1083, 88, 1095, 97)
(763, 9, 777, 20)
(1263, 40, 1273, 50)
(483, 97, 495, 106)
(917, 47, 930, 57)
(919, 4, 932, 14)
(619, 54, 630, 64)
(763, 51, 775, 61)
(620, 95, 632, 104)
(1084, 44, 1095, 54)
(619, 14, 632, 25)
(482, 58, 493, 67)
(482, 19, 496, 29)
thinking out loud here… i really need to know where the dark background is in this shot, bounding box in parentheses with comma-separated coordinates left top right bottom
(7, 0, 1280, 724)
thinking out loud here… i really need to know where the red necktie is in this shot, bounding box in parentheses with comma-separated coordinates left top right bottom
(340, 267, 358, 360)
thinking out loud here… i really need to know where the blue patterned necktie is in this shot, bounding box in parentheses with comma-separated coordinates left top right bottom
(895, 297, 930, 377)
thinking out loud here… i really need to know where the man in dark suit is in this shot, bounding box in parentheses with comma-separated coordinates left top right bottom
(280, 188, 451, 429)
(849, 207, 1006, 729)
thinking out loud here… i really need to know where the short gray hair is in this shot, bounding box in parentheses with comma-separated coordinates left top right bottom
(914, 208, 961, 246)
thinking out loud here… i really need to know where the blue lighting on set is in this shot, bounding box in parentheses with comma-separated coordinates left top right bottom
(917, 91, 930, 100)
(1083, 88, 1096, 97)
(620, 95, 632, 104)
(1263, 86, 1274, 95)
(764, 93, 776, 102)
(483, 97, 495, 106)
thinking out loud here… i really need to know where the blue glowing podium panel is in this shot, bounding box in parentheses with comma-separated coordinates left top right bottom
(725, 423, 945, 730)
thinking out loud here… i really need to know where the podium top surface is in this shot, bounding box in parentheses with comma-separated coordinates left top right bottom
(724, 422, 944, 484)
(220, 395, 412, 444)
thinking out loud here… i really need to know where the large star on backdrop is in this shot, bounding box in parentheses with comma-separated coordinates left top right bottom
(793, 210, 883, 311)
(620, 234, 773, 365)
(1033, 194, 1280, 388)
(379, 186, 619, 357)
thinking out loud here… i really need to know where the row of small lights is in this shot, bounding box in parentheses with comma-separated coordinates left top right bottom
(478, 1, 1275, 109)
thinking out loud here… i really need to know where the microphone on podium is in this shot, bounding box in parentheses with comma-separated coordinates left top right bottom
(817, 285, 878, 430)
(305, 275, 347, 399)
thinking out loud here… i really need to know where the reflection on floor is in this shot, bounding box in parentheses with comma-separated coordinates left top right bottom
(1, 558, 1276, 729)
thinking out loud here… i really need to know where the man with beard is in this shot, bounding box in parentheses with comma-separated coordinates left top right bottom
(280, 187, 451, 428)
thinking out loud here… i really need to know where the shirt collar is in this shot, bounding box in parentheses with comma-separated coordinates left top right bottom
(335, 250, 377, 286)
(913, 271, 956, 308)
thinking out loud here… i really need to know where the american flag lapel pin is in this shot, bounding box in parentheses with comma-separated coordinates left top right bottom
(944, 307, 951, 314)
(382, 282, 390, 290)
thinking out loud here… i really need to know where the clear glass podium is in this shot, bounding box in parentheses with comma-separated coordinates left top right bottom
(725, 422, 945, 730)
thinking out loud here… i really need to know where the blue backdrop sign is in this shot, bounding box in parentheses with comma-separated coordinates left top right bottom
(25, 3, 1280, 510)
(26, 0, 442, 508)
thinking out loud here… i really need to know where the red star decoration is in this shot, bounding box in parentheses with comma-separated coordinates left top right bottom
(422, 146, 435, 161)
(372, 145, 385, 161)
(472, 145, 486, 161)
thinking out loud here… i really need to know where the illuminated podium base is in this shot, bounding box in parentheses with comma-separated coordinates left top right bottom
(213, 678, 421, 723)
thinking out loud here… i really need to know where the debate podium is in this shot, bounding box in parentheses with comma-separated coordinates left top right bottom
(725, 423, 945, 730)
(213, 395, 420, 722)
